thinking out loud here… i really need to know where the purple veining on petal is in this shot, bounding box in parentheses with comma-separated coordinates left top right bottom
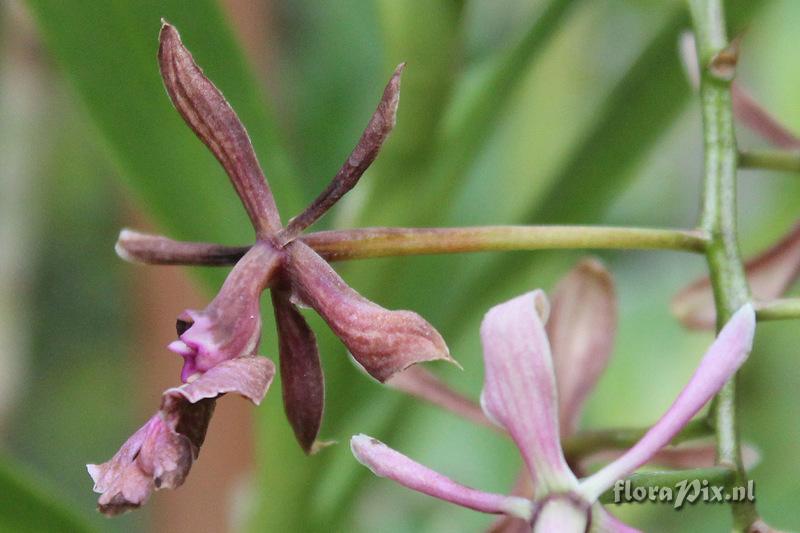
(286, 240, 454, 382)
(158, 22, 283, 235)
(579, 304, 755, 500)
(350, 434, 532, 520)
(479, 290, 577, 497)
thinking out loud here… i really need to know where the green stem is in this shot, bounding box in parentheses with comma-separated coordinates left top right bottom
(755, 298, 800, 321)
(739, 149, 800, 173)
(305, 225, 707, 261)
(562, 419, 712, 461)
(689, 0, 756, 529)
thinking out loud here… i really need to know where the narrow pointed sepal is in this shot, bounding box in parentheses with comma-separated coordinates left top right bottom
(272, 290, 325, 453)
(115, 229, 247, 266)
(158, 22, 282, 234)
(547, 258, 616, 437)
(286, 241, 453, 382)
(672, 222, 800, 329)
(480, 290, 577, 497)
(578, 304, 755, 501)
(351, 435, 533, 519)
(282, 64, 404, 240)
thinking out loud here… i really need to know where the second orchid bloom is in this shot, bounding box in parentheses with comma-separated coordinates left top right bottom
(352, 273, 755, 531)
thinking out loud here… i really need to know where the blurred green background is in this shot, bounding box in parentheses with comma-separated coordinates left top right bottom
(0, 0, 798, 531)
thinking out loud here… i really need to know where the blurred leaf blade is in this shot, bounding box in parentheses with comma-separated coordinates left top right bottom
(23, 0, 304, 243)
(0, 456, 96, 533)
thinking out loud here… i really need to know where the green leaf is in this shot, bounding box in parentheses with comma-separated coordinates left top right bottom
(0, 456, 95, 533)
(23, 0, 304, 243)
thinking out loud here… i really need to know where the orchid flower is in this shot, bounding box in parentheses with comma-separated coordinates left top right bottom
(116, 23, 450, 451)
(88, 22, 453, 514)
(389, 259, 756, 479)
(353, 291, 755, 531)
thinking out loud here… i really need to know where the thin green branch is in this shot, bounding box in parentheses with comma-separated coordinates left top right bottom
(304, 226, 707, 261)
(562, 419, 713, 461)
(739, 149, 800, 173)
(755, 298, 800, 321)
(689, 0, 757, 529)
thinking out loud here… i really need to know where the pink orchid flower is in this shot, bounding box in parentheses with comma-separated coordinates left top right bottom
(352, 291, 755, 531)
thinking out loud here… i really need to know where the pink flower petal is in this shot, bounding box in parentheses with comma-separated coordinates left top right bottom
(272, 290, 325, 453)
(480, 290, 577, 497)
(158, 22, 282, 235)
(350, 434, 532, 519)
(386, 366, 493, 429)
(578, 305, 755, 500)
(165, 355, 276, 406)
(590, 504, 642, 533)
(170, 243, 281, 381)
(286, 240, 454, 382)
(548, 258, 616, 436)
(672, 222, 800, 329)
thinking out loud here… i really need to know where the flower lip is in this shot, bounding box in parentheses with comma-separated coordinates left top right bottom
(531, 492, 592, 533)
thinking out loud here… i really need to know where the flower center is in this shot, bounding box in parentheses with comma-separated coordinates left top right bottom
(531, 492, 591, 533)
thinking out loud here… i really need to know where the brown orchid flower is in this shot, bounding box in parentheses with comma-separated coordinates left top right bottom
(89, 21, 453, 514)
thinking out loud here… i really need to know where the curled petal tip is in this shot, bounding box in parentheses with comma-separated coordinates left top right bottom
(288, 242, 453, 382)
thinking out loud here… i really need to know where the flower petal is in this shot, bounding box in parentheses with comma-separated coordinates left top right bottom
(672, 222, 800, 329)
(591, 504, 641, 533)
(272, 290, 325, 453)
(281, 65, 404, 240)
(351, 434, 532, 519)
(87, 418, 157, 515)
(386, 366, 493, 429)
(578, 304, 755, 501)
(88, 355, 274, 515)
(548, 258, 616, 436)
(158, 22, 282, 235)
(480, 290, 577, 497)
(170, 242, 281, 381)
(115, 228, 248, 266)
(286, 240, 453, 382)
(488, 472, 535, 533)
(165, 355, 276, 406)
